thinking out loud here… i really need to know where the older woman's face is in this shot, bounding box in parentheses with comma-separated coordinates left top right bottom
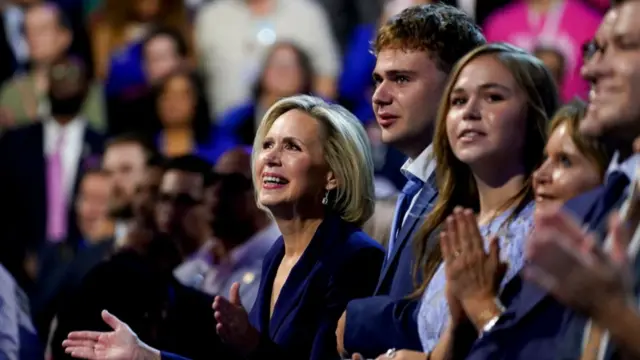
(533, 122, 602, 215)
(446, 55, 528, 169)
(254, 109, 332, 210)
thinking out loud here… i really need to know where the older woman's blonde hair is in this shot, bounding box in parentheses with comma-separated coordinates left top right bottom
(411, 43, 560, 296)
(251, 95, 375, 227)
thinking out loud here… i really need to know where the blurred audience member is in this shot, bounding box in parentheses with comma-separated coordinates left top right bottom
(315, 0, 381, 52)
(362, 196, 397, 249)
(31, 169, 113, 343)
(143, 26, 188, 84)
(175, 148, 279, 310)
(483, 0, 601, 102)
(101, 134, 152, 248)
(51, 155, 230, 360)
(0, 0, 42, 83)
(0, 3, 106, 132)
(0, 56, 103, 294)
(117, 154, 166, 253)
(195, 0, 340, 115)
(91, 0, 191, 88)
(154, 69, 236, 164)
(218, 42, 314, 145)
(108, 26, 189, 138)
(75, 170, 114, 246)
(0, 263, 42, 360)
(534, 45, 567, 88)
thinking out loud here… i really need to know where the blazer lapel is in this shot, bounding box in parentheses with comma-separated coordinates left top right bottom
(251, 239, 283, 333)
(376, 182, 437, 293)
(268, 214, 343, 338)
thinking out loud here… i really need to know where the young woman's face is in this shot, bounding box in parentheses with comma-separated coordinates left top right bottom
(446, 55, 528, 169)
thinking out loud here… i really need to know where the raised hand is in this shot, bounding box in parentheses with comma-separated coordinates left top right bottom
(213, 282, 260, 354)
(441, 208, 507, 330)
(62, 310, 159, 360)
(525, 211, 634, 322)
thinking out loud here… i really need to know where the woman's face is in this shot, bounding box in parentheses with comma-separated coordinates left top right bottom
(135, 0, 160, 21)
(254, 109, 335, 211)
(446, 55, 528, 170)
(533, 122, 602, 215)
(158, 75, 195, 127)
(262, 46, 304, 97)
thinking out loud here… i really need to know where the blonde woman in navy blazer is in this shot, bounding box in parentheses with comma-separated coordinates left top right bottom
(62, 95, 385, 360)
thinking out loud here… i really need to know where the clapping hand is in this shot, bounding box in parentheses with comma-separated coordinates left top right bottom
(212, 282, 260, 354)
(62, 310, 159, 360)
(525, 211, 633, 322)
(441, 208, 507, 330)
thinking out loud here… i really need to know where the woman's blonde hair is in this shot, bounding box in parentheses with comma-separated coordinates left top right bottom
(251, 95, 375, 227)
(547, 99, 612, 178)
(412, 43, 560, 296)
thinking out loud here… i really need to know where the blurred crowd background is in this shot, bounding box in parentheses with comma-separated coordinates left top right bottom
(0, 0, 608, 358)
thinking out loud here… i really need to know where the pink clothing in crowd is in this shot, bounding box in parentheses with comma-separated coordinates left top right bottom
(483, 0, 602, 102)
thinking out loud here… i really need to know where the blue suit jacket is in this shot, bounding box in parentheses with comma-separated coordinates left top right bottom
(344, 179, 438, 357)
(465, 185, 616, 360)
(162, 213, 384, 360)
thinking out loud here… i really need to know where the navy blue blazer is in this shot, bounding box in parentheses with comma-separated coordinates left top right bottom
(344, 178, 438, 357)
(464, 184, 619, 360)
(161, 213, 384, 360)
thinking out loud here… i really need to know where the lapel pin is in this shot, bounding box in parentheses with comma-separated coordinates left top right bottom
(243, 272, 256, 284)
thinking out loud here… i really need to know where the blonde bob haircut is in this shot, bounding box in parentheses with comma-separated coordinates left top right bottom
(251, 95, 376, 227)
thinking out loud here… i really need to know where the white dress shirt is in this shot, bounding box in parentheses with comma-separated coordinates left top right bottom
(398, 144, 436, 226)
(43, 117, 87, 202)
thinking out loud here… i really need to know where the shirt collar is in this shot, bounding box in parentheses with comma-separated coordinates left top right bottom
(606, 151, 640, 182)
(400, 144, 435, 183)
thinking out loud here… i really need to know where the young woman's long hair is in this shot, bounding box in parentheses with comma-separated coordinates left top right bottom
(412, 43, 560, 296)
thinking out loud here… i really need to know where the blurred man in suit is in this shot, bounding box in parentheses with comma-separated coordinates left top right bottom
(102, 134, 152, 248)
(0, 55, 103, 296)
(51, 155, 232, 360)
(174, 148, 279, 310)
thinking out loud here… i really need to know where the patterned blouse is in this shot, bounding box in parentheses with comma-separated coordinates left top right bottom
(417, 201, 536, 352)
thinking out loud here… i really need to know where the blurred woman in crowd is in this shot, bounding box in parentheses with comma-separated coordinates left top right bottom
(482, 0, 601, 102)
(360, 43, 559, 360)
(91, 0, 191, 95)
(533, 99, 611, 216)
(218, 42, 314, 146)
(62, 95, 385, 360)
(153, 69, 236, 164)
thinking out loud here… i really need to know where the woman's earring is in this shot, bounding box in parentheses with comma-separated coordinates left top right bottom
(322, 191, 329, 205)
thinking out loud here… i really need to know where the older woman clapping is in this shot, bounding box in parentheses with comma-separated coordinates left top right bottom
(62, 95, 384, 360)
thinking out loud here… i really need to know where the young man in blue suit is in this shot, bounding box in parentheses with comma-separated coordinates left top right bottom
(445, 1, 640, 359)
(335, 4, 486, 357)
